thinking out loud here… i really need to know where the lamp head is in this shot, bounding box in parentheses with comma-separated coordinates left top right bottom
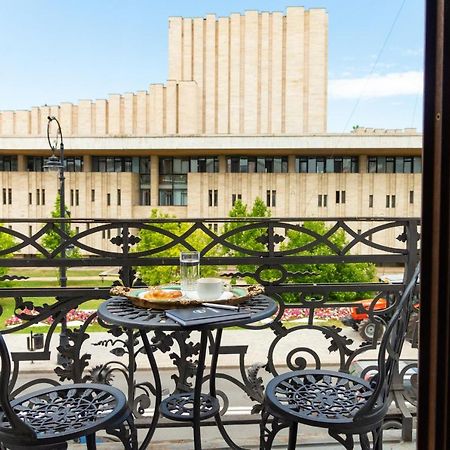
(43, 154, 63, 172)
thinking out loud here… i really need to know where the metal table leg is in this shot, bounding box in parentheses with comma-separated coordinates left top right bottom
(138, 330, 163, 450)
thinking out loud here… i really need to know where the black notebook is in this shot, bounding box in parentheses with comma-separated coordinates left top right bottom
(165, 306, 250, 326)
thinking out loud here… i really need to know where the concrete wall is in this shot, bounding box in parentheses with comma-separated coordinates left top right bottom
(0, 8, 327, 137)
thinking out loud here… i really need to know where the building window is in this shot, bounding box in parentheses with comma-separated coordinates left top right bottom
(70, 189, 74, 206)
(227, 156, 288, 173)
(266, 190, 277, 207)
(232, 194, 242, 206)
(368, 156, 422, 173)
(139, 157, 151, 205)
(158, 157, 193, 206)
(93, 156, 132, 172)
(140, 189, 151, 206)
(29, 226, 32, 237)
(369, 194, 373, 208)
(65, 157, 83, 172)
(208, 189, 218, 207)
(336, 191, 346, 204)
(190, 157, 219, 173)
(28, 192, 32, 205)
(75, 189, 79, 206)
(318, 194, 328, 207)
(36, 189, 40, 206)
(26, 156, 82, 172)
(117, 189, 121, 206)
(91, 189, 95, 202)
(297, 157, 358, 173)
(2, 189, 6, 205)
(409, 190, 414, 204)
(27, 157, 46, 172)
(0, 156, 18, 171)
(41, 189, 45, 205)
(386, 194, 396, 208)
(8, 188, 12, 204)
(208, 223, 219, 233)
(107, 193, 111, 206)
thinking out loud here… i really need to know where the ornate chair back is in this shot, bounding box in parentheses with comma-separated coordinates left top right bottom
(0, 333, 37, 442)
(355, 264, 420, 422)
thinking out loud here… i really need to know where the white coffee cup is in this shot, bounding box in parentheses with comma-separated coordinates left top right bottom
(197, 277, 225, 300)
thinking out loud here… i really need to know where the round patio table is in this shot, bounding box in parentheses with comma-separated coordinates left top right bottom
(98, 294, 277, 450)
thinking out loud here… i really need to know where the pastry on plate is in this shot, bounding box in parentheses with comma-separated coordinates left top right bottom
(140, 289, 183, 301)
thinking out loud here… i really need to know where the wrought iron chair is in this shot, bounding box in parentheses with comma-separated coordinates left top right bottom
(0, 333, 137, 450)
(261, 265, 420, 450)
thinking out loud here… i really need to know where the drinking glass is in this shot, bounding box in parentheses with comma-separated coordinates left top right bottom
(179, 251, 200, 292)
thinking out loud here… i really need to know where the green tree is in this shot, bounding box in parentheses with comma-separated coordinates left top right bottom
(222, 197, 271, 280)
(41, 195, 80, 257)
(136, 209, 218, 286)
(0, 225, 15, 285)
(281, 221, 377, 301)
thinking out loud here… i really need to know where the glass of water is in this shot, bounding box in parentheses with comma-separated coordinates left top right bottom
(179, 251, 200, 293)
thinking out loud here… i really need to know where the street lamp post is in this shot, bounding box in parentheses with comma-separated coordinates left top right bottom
(44, 116, 68, 365)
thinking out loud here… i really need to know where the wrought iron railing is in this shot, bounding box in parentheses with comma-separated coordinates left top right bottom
(0, 217, 420, 445)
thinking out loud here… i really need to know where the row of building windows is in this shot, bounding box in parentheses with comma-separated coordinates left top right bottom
(27, 156, 84, 172)
(297, 157, 358, 173)
(0, 155, 424, 174)
(92, 156, 149, 173)
(2, 187, 417, 209)
(317, 192, 415, 208)
(367, 156, 421, 173)
(227, 157, 288, 173)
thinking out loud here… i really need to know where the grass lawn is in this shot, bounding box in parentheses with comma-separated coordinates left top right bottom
(10, 268, 118, 278)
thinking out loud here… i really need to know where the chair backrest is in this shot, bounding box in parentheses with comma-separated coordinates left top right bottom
(355, 264, 420, 421)
(0, 333, 36, 440)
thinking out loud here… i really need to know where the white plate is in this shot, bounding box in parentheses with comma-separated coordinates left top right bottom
(182, 290, 234, 301)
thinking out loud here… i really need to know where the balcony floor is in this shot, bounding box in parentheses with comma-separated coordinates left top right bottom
(68, 426, 416, 449)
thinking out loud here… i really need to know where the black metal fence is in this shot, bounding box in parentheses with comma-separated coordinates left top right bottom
(0, 217, 420, 445)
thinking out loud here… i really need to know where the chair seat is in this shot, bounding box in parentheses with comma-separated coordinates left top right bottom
(265, 369, 374, 427)
(0, 383, 130, 446)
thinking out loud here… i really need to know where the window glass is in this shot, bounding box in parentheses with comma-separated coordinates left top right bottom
(315, 158, 325, 173)
(404, 157, 413, 173)
(307, 158, 316, 173)
(368, 157, 377, 173)
(334, 158, 343, 173)
(0, 156, 18, 171)
(377, 157, 386, 173)
(413, 157, 422, 173)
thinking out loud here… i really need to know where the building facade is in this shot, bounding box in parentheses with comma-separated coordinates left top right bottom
(0, 8, 421, 253)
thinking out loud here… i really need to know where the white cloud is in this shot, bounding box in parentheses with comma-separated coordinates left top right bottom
(329, 71, 423, 99)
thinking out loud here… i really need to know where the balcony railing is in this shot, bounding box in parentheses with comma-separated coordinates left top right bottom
(0, 217, 420, 446)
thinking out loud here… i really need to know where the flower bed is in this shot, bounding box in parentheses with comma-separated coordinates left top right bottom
(281, 306, 352, 322)
(5, 308, 97, 327)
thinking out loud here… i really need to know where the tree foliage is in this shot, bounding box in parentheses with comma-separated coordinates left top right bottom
(280, 221, 377, 301)
(221, 197, 271, 280)
(0, 224, 15, 285)
(41, 195, 80, 258)
(136, 209, 218, 286)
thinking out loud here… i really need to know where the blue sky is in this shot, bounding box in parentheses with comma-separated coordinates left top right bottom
(0, 0, 424, 132)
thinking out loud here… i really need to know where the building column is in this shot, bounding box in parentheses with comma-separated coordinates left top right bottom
(359, 155, 368, 173)
(17, 155, 27, 171)
(218, 155, 227, 173)
(288, 155, 296, 172)
(151, 155, 159, 206)
(83, 155, 92, 172)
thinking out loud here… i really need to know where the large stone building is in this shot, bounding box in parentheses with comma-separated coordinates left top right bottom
(0, 7, 421, 251)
